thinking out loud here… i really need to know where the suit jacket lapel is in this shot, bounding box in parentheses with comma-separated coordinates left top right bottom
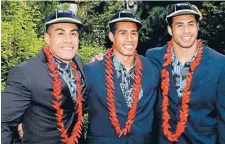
(167, 65, 180, 106)
(158, 45, 180, 106)
(101, 57, 129, 112)
(190, 46, 208, 91)
(38, 50, 72, 98)
(136, 73, 147, 108)
(74, 55, 86, 96)
(74, 56, 85, 81)
(135, 60, 151, 110)
(38, 50, 50, 73)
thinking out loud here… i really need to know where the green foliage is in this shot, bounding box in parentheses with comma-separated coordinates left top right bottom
(136, 2, 171, 55)
(76, 1, 124, 62)
(83, 112, 88, 139)
(199, 2, 225, 54)
(1, 1, 45, 90)
(77, 1, 124, 46)
(78, 41, 106, 64)
(26, 1, 58, 36)
(138, 5, 169, 44)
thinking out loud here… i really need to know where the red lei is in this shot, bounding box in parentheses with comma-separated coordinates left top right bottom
(105, 48, 143, 137)
(161, 40, 203, 142)
(44, 47, 84, 144)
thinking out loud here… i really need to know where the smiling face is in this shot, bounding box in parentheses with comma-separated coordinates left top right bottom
(168, 14, 199, 49)
(44, 23, 79, 64)
(109, 22, 138, 59)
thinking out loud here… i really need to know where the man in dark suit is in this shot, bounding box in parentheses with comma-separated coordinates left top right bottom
(146, 2, 225, 144)
(84, 9, 160, 144)
(2, 10, 86, 144)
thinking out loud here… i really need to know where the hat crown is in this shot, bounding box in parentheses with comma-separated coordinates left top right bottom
(166, 2, 202, 21)
(110, 9, 137, 20)
(45, 10, 80, 22)
(108, 9, 142, 28)
(45, 10, 82, 31)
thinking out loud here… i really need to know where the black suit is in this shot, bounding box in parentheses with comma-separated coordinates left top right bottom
(1, 50, 86, 144)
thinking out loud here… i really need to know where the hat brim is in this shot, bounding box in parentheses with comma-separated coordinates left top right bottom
(108, 17, 142, 27)
(166, 10, 200, 18)
(45, 18, 83, 27)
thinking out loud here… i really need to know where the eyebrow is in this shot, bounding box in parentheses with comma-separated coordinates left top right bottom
(71, 29, 79, 32)
(55, 28, 65, 32)
(55, 28, 79, 32)
(188, 21, 196, 23)
(118, 29, 138, 32)
(174, 20, 196, 25)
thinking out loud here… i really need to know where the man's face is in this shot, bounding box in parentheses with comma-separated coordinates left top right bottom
(44, 23, 79, 64)
(168, 14, 199, 49)
(109, 22, 138, 58)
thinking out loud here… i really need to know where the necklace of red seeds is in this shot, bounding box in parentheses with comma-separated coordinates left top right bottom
(161, 40, 203, 142)
(44, 47, 84, 144)
(105, 47, 143, 137)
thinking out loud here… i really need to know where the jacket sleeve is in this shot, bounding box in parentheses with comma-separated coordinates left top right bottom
(145, 49, 162, 70)
(146, 49, 162, 144)
(74, 56, 89, 107)
(1, 66, 32, 144)
(217, 66, 225, 143)
(83, 64, 90, 108)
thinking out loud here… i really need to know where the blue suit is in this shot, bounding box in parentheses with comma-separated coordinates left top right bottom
(84, 55, 159, 144)
(146, 45, 225, 144)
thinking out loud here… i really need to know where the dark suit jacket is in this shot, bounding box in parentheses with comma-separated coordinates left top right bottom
(1, 50, 86, 144)
(146, 45, 225, 144)
(84, 55, 160, 144)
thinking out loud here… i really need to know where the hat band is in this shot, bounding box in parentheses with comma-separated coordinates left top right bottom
(166, 9, 200, 18)
(108, 17, 141, 24)
(45, 17, 82, 26)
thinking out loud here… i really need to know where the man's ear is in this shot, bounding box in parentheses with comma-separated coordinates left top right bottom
(109, 32, 114, 43)
(167, 26, 173, 36)
(44, 32, 50, 45)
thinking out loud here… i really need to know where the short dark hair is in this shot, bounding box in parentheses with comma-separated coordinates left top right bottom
(109, 23, 117, 34)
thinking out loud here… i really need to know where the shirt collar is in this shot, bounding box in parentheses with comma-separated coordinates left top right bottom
(112, 54, 136, 72)
(53, 57, 71, 71)
(171, 47, 198, 65)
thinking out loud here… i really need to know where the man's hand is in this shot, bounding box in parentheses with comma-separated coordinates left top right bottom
(90, 53, 105, 62)
(18, 123, 23, 137)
